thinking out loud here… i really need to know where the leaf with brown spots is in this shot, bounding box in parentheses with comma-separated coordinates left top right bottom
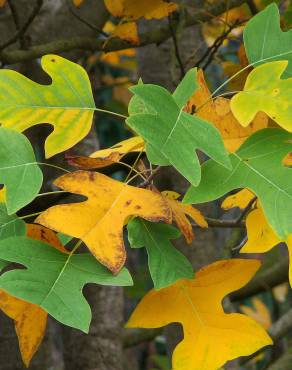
(0, 224, 65, 367)
(36, 171, 171, 273)
(162, 191, 208, 244)
(187, 70, 268, 152)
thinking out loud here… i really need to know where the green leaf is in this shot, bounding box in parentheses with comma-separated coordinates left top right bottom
(230, 61, 292, 132)
(172, 68, 198, 109)
(0, 259, 8, 271)
(126, 69, 231, 186)
(184, 128, 292, 239)
(0, 236, 133, 332)
(0, 54, 95, 158)
(0, 128, 43, 214)
(0, 203, 26, 238)
(244, 3, 292, 77)
(127, 219, 193, 290)
(57, 232, 72, 246)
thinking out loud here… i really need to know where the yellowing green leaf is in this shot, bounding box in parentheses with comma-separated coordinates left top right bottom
(231, 61, 292, 132)
(104, 0, 178, 20)
(162, 191, 207, 244)
(0, 54, 95, 158)
(37, 171, 171, 273)
(126, 259, 272, 370)
(188, 70, 268, 152)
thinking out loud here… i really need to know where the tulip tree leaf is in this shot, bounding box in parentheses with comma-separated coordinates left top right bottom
(126, 68, 231, 186)
(230, 61, 292, 132)
(0, 128, 43, 214)
(0, 203, 26, 239)
(127, 219, 193, 290)
(244, 3, 292, 77)
(184, 128, 292, 239)
(0, 236, 133, 332)
(0, 54, 95, 158)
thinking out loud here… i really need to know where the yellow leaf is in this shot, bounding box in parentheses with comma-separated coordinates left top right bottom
(104, 0, 178, 20)
(241, 206, 292, 285)
(0, 188, 6, 203)
(27, 224, 68, 254)
(72, 0, 84, 6)
(90, 136, 144, 159)
(101, 48, 136, 67)
(187, 70, 268, 152)
(240, 297, 272, 329)
(273, 282, 289, 303)
(36, 171, 171, 273)
(68, 136, 145, 169)
(0, 224, 64, 367)
(0, 55, 95, 158)
(231, 61, 292, 132)
(0, 291, 47, 367)
(112, 22, 139, 44)
(67, 152, 121, 169)
(221, 189, 255, 210)
(126, 259, 272, 370)
(162, 191, 208, 244)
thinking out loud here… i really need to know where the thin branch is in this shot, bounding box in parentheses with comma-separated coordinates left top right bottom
(196, 19, 245, 70)
(66, 0, 108, 37)
(266, 347, 292, 370)
(0, 0, 43, 52)
(168, 14, 185, 80)
(192, 217, 245, 228)
(7, 0, 26, 48)
(0, 0, 247, 64)
(138, 166, 161, 188)
(269, 307, 292, 342)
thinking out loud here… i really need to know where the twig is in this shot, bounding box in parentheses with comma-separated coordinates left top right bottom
(0, 0, 43, 52)
(235, 196, 257, 223)
(168, 14, 185, 80)
(66, 0, 108, 37)
(7, 0, 26, 49)
(269, 307, 292, 342)
(192, 217, 244, 228)
(138, 166, 161, 188)
(196, 19, 245, 70)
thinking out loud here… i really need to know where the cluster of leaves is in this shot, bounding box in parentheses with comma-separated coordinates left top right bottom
(0, 3, 291, 369)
